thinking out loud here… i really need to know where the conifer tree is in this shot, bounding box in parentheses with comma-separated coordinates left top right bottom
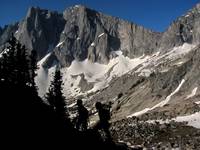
(0, 34, 38, 91)
(16, 43, 31, 86)
(1, 35, 17, 84)
(30, 50, 38, 91)
(46, 69, 68, 119)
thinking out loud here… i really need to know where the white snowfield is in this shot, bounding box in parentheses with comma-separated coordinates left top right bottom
(35, 53, 57, 97)
(127, 79, 185, 118)
(185, 14, 190, 17)
(98, 33, 105, 38)
(91, 42, 95, 46)
(74, 5, 81, 8)
(146, 112, 200, 129)
(35, 43, 196, 99)
(15, 30, 19, 34)
(56, 41, 64, 48)
(61, 51, 149, 97)
(174, 112, 200, 128)
(195, 101, 200, 105)
(186, 87, 198, 99)
(68, 102, 76, 108)
(0, 48, 9, 58)
(135, 43, 196, 76)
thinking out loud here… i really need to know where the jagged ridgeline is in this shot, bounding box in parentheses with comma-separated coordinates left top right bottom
(1, 4, 200, 66)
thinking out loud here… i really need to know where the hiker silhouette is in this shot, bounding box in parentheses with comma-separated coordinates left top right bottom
(76, 99, 89, 131)
(94, 102, 111, 140)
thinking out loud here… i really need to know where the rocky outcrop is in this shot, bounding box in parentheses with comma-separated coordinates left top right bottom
(0, 23, 18, 45)
(160, 3, 200, 52)
(15, 7, 65, 58)
(0, 23, 18, 50)
(52, 5, 161, 66)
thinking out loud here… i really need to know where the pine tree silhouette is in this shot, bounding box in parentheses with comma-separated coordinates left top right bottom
(0, 34, 128, 150)
(46, 69, 69, 119)
(0, 34, 33, 87)
(16, 44, 31, 87)
(0, 34, 17, 84)
(30, 49, 38, 93)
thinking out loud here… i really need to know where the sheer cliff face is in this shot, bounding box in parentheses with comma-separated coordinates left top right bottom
(0, 5, 161, 66)
(160, 4, 200, 51)
(1, 4, 200, 66)
(16, 7, 66, 59)
(59, 6, 160, 66)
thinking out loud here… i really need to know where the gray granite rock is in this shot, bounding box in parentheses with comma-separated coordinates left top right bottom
(1, 4, 200, 67)
(160, 3, 200, 52)
(0, 5, 161, 66)
(0, 23, 18, 51)
(15, 7, 65, 58)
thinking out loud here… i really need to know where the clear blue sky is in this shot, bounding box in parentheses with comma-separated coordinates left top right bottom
(0, 0, 199, 32)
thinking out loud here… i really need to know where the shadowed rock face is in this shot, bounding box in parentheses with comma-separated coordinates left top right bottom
(0, 23, 18, 50)
(16, 7, 66, 59)
(59, 5, 161, 66)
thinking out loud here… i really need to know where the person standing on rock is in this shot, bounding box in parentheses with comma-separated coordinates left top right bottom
(94, 102, 111, 140)
(76, 99, 89, 131)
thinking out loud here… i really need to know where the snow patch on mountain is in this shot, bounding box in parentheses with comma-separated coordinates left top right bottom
(175, 61, 184, 66)
(35, 43, 196, 99)
(68, 102, 76, 108)
(91, 42, 95, 46)
(56, 41, 64, 48)
(154, 79, 185, 107)
(35, 53, 56, 97)
(195, 101, 200, 105)
(134, 43, 195, 77)
(61, 51, 149, 97)
(146, 112, 200, 129)
(35, 50, 150, 98)
(98, 33, 105, 38)
(174, 112, 200, 129)
(74, 5, 81, 8)
(110, 51, 149, 77)
(185, 14, 190, 17)
(186, 87, 198, 99)
(0, 48, 9, 58)
(127, 79, 185, 117)
(130, 108, 151, 117)
(15, 30, 19, 34)
(138, 69, 152, 77)
(165, 43, 196, 60)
